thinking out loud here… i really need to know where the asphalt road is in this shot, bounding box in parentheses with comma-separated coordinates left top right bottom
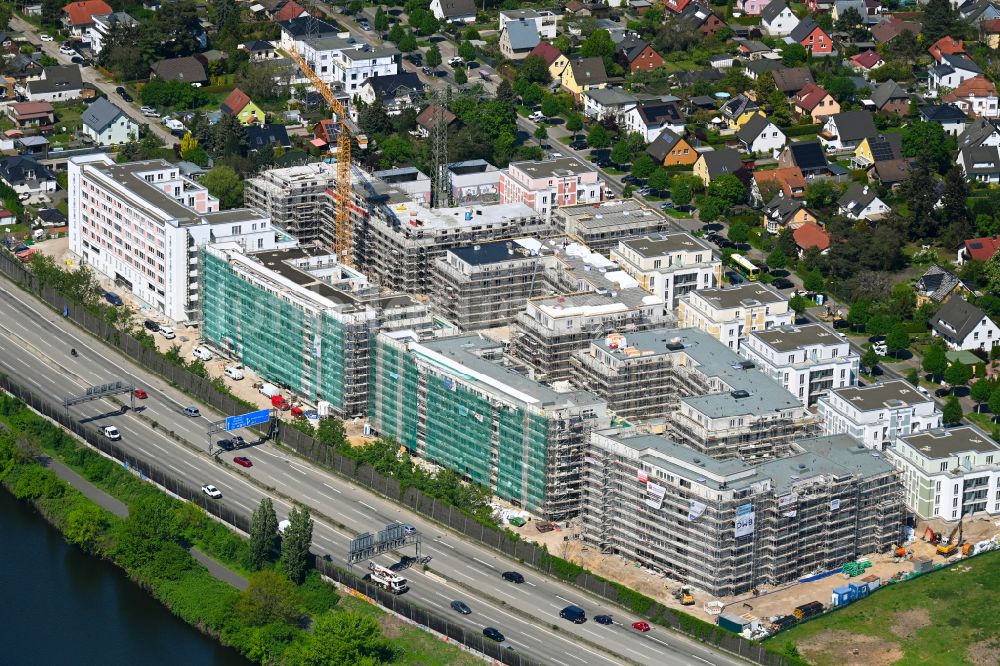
(0, 278, 747, 666)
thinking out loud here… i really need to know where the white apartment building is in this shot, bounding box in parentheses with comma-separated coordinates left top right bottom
(741, 322, 858, 406)
(678, 282, 793, 350)
(498, 9, 558, 39)
(818, 380, 941, 451)
(67, 154, 295, 323)
(888, 426, 1000, 521)
(610, 234, 722, 311)
(89, 12, 138, 56)
(295, 34, 398, 92)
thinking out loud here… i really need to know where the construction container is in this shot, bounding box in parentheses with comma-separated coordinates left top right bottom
(848, 582, 870, 599)
(718, 613, 751, 634)
(793, 601, 824, 621)
(831, 586, 855, 607)
(861, 575, 880, 591)
(913, 556, 934, 573)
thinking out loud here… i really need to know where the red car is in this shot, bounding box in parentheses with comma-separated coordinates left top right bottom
(233, 456, 253, 468)
(632, 621, 650, 632)
(132, 389, 148, 399)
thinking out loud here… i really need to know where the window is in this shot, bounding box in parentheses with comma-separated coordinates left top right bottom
(940, 462, 948, 471)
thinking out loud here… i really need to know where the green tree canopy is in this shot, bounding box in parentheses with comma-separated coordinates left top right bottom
(236, 570, 303, 626)
(707, 174, 746, 205)
(458, 40, 476, 61)
(803, 270, 825, 293)
(426, 44, 442, 69)
(767, 248, 788, 270)
(587, 123, 611, 149)
(944, 361, 973, 388)
(886, 325, 910, 356)
(989, 388, 1000, 419)
(202, 166, 244, 209)
(517, 54, 551, 84)
(727, 219, 751, 244)
(648, 167, 671, 192)
(249, 497, 279, 570)
(902, 121, 953, 174)
(280, 505, 313, 584)
(861, 347, 880, 372)
(283, 612, 388, 666)
(631, 154, 656, 179)
(970, 380, 994, 410)
(942, 395, 963, 425)
(923, 341, 949, 378)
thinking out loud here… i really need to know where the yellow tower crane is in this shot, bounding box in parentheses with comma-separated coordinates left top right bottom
(287, 45, 367, 264)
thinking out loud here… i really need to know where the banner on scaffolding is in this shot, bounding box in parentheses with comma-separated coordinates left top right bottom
(637, 470, 648, 483)
(688, 500, 706, 521)
(735, 503, 755, 538)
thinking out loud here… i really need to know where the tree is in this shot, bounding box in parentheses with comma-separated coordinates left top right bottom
(648, 167, 671, 192)
(580, 28, 616, 69)
(283, 612, 388, 666)
(789, 294, 812, 316)
(699, 196, 729, 222)
(861, 347, 880, 373)
(670, 179, 693, 207)
(707, 174, 746, 205)
(458, 40, 476, 61)
(922, 0, 959, 42)
(454, 68, 467, 85)
(280, 505, 313, 584)
(237, 570, 303, 626)
(631, 154, 656, 179)
(373, 7, 389, 31)
(902, 121, 952, 174)
(805, 179, 838, 210)
(886, 325, 910, 357)
(497, 79, 515, 105)
(728, 219, 751, 244)
(180, 132, 208, 167)
(587, 123, 610, 149)
(387, 23, 405, 44)
(939, 164, 974, 247)
(990, 388, 1000, 422)
(906, 367, 920, 387)
(517, 54, 551, 84)
(826, 76, 856, 103)
(202, 166, 244, 209)
(923, 341, 949, 380)
(781, 42, 807, 67)
(944, 361, 973, 388)
(426, 44, 442, 69)
(540, 94, 561, 118)
(249, 497, 279, 570)
(566, 113, 583, 133)
(971, 380, 994, 412)
(803, 270, 825, 293)
(767, 247, 788, 270)
(610, 141, 631, 165)
(943, 395, 963, 425)
(987, 252, 1000, 294)
(65, 504, 107, 553)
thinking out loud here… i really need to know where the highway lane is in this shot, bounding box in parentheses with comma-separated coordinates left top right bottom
(0, 280, 746, 666)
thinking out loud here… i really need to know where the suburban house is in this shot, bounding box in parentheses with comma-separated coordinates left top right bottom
(928, 36, 966, 63)
(919, 104, 969, 137)
(430, 0, 477, 22)
(870, 18, 921, 44)
(869, 159, 913, 188)
(80, 97, 138, 146)
(915, 265, 974, 305)
(751, 166, 806, 203)
(499, 19, 541, 60)
(772, 67, 815, 96)
(928, 54, 983, 98)
(959, 145, 1000, 184)
(736, 0, 775, 16)
(150, 56, 208, 85)
(850, 49, 885, 74)
(530, 42, 570, 80)
(246, 124, 291, 152)
(693, 148, 746, 186)
(498, 10, 558, 39)
(838, 182, 889, 220)
(0, 155, 57, 195)
(719, 94, 761, 129)
(357, 72, 424, 116)
(984, 19, 1000, 48)
(272, 0, 308, 21)
(852, 133, 902, 168)
(622, 98, 685, 142)
(736, 113, 787, 155)
(6, 101, 55, 130)
(760, 1, 800, 36)
(560, 57, 608, 100)
(677, 3, 727, 36)
(820, 110, 877, 151)
(26, 65, 83, 102)
(617, 39, 664, 73)
(240, 40, 278, 61)
(582, 88, 638, 121)
(793, 222, 831, 255)
(958, 118, 1000, 152)
(869, 79, 910, 115)
(764, 195, 819, 233)
(962, 0, 1000, 26)
(787, 17, 833, 55)
(778, 140, 834, 177)
(931, 297, 1000, 352)
(61, 0, 113, 38)
(89, 12, 138, 56)
(415, 104, 457, 137)
(792, 83, 840, 123)
(957, 235, 1000, 264)
(942, 76, 1000, 119)
(647, 129, 698, 166)
(220, 88, 264, 125)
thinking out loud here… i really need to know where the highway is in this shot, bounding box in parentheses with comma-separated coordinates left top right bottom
(0, 278, 747, 666)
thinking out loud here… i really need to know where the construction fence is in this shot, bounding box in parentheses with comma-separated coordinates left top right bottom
(0, 250, 800, 666)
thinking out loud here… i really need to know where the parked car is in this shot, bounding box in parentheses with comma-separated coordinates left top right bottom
(132, 389, 148, 399)
(233, 456, 253, 468)
(483, 627, 505, 642)
(192, 346, 213, 361)
(448, 56, 464, 66)
(59, 44, 75, 55)
(71, 56, 86, 65)
(183, 406, 201, 418)
(103, 425, 121, 440)
(632, 621, 651, 632)
(358, 19, 370, 30)
(41, 34, 54, 42)
(570, 139, 587, 150)
(158, 326, 175, 339)
(501, 571, 524, 584)
(201, 484, 222, 499)
(594, 614, 613, 625)
(935, 387, 951, 398)
(832, 319, 850, 329)
(224, 365, 244, 380)
(451, 600, 472, 614)
(771, 278, 794, 290)
(104, 291, 124, 306)
(140, 106, 160, 117)
(421, 66, 433, 75)
(121, 91, 133, 103)
(143, 319, 160, 332)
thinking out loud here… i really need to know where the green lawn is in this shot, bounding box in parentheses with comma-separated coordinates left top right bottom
(771, 550, 1000, 666)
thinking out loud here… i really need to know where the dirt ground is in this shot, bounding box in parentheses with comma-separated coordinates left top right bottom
(889, 608, 931, 639)
(967, 639, 1000, 666)
(797, 630, 903, 666)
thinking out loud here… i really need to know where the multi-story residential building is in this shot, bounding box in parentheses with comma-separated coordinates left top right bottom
(373, 166, 431, 205)
(498, 9, 558, 39)
(818, 380, 941, 450)
(201, 243, 432, 417)
(89, 12, 138, 56)
(555, 199, 672, 254)
(67, 154, 295, 323)
(678, 283, 793, 350)
(244, 163, 338, 244)
(888, 426, 1000, 521)
(294, 34, 398, 92)
(447, 160, 501, 203)
(369, 331, 609, 519)
(741, 322, 858, 406)
(499, 158, 605, 217)
(610, 234, 721, 311)
(582, 429, 903, 596)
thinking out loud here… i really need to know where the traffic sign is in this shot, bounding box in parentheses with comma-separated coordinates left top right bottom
(224, 409, 270, 431)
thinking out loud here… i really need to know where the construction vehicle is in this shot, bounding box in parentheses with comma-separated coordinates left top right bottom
(287, 32, 368, 264)
(368, 562, 408, 594)
(922, 526, 942, 544)
(673, 586, 695, 606)
(936, 516, 964, 557)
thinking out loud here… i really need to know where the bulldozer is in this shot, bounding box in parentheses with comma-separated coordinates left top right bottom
(937, 516, 964, 557)
(673, 585, 695, 606)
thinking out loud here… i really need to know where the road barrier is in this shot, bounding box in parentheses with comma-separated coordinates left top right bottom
(0, 250, 800, 666)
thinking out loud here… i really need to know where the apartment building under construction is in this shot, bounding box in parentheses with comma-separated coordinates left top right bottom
(369, 332, 609, 519)
(244, 163, 338, 244)
(582, 428, 903, 596)
(555, 199, 673, 253)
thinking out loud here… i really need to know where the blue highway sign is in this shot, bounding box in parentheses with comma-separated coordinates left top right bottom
(225, 408, 270, 431)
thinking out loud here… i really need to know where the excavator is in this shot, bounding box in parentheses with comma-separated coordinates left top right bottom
(673, 585, 695, 605)
(923, 526, 942, 544)
(936, 516, 964, 557)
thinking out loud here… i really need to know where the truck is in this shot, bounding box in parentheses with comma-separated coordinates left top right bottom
(271, 394, 290, 410)
(259, 383, 280, 399)
(368, 562, 408, 594)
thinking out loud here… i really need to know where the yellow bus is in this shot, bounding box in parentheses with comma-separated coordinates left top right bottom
(729, 253, 761, 281)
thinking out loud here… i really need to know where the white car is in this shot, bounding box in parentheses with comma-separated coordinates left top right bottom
(224, 365, 244, 380)
(872, 343, 888, 355)
(103, 425, 121, 440)
(192, 346, 213, 361)
(59, 45, 75, 55)
(201, 484, 222, 499)
(140, 106, 160, 117)
(448, 56, 464, 66)
(158, 326, 175, 339)
(529, 111, 545, 121)
(40, 34, 54, 42)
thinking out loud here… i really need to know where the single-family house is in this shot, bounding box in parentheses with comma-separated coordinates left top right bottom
(960, 145, 1000, 183)
(820, 110, 877, 151)
(220, 88, 264, 125)
(80, 97, 138, 146)
(529, 42, 570, 80)
(931, 297, 1000, 352)
(273, 0, 308, 21)
(850, 49, 884, 74)
(778, 140, 833, 177)
(792, 83, 840, 123)
(736, 0, 775, 15)
(764, 195, 819, 233)
(838, 182, 890, 219)
(761, 1, 800, 37)
(26, 65, 83, 102)
(928, 54, 983, 98)
(646, 129, 698, 166)
(430, 0, 477, 22)
(415, 104, 458, 137)
(498, 10, 558, 40)
(983, 19, 1000, 48)
(499, 19, 541, 60)
(676, 3, 727, 36)
(6, 101, 55, 130)
(0, 156, 57, 195)
(240, 40, 278, 61)
(582, 88, 638, 122)
(869, 79, 910, 115)
(622, 98, 685, 142)
(61, 0, 113, 38)
(787, 17, 833, 55)
(357, 73, 424, 116)
(560, 57, 608, 100)
(736, 113, 787, 155)
(664, 0, 693, 13)
(832, 0, 868, 21)
(852, 133, 902, 168)
(869, 159, 913, 188)
(693, 148, 746, 186)
(793, 222, 831, 255)
(962, 0, 1000, 28)
(957, 234, 1000, 264)
(919, 104, 970, 136)
(745, 58, 785, 81)
(89, 12, 138, 56)
(942, 76, 999, 119)
(915, 265, 974, 305)
(751, 166, 806, 204)
(928, 36, 966, 63)
(719, 94, 760, 129)
(246, 124, 291, 152)
(772, 67, 815, 95)
(870, 18, 921, 44)
(617, 39, 664, 73)
(150, 56, 208, 85)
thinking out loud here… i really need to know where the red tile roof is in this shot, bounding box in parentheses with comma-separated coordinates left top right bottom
(983, 18, 1000, 33)
(221, 88, 251, 115)
(793, 83, 831, 112)
(753, 167, 806, 198)
(943, 75, 997, 102)
(529, 42, 562, 65)
(793, 223, 830, 251)
(62, 0, 113, 26)
(962, 235, 1000, 262)
(929, 36, 966, 62)
(851, 50, 883, 70)
(273, 0, 306, 21)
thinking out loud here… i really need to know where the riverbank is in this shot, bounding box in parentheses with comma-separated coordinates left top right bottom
(0, 393, 481, 666)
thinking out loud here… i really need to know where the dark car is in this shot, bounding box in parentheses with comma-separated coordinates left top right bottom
(483, 627, 505, 642)
(935, 388, 951, 398)
(595, 158, 613, 168)
(71, 55, 85, 65)
(115, 86, 126, 95)
(570, 140, 588, 150)
(594, 614, 613, 625)
(144, 319, 160, 332)
(501, 571, 524, 584)
(832, 319, 850, 329)
(104, 291, 124, 306)
(772, 278, 794, 289)
(421, 66, 433, 75)
(234, 456, 253, 467)
(217, 438, 234, 450)
(868, 334, 886, 344)
(559, 605, 587, 623)
(701, 223, 723, 233)
(451, 600, 472, 614)
(121, 92, 133, 103)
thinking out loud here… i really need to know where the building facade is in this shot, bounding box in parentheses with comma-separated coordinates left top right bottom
(244, 163, 339, 244)
(499, 158, 605, 216)
(610, 234, 722, 311)
(818, 381, 942, 450)
(678, 283, 793, 350)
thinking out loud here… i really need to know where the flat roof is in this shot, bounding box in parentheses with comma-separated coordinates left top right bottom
(557, 199, 667, 232)
(900, 426, 1000, 459)
(619, 232, 714, 258)
(690, 282, 787, 310)
(829, 380, 930, 411)
(511, 157, 597, 179)
(386, 200, 538, 232)
(750, 322, 842, 352)
(449, 238, 542, 266)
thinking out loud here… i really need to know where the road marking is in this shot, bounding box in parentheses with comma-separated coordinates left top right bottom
(432, 591, 452, 601)
(689, 655, 715, 665)
(258, 448, 280, 458)
(319, 493, 339, 502)
(493, 588, 517, 601)
(181, 459, 200, 471)
(555, 594, 578, 605)
(472, 557, 496, 569)
(231, 500, 252, 512)
(316, 534, 336, 544)
(526, 581, 537, 587)
(358, 500, 378, 512)
(580, 628, 602, 639)
(302, 495, 318, 504)
(322, 483, 342, 494)
(567, 653, 588, 663)
(519, 632, 543, 643)
(649, 637, 671, 648)
(550, 659, 570, 666)
(288, 462, 309, 474)
(167, 464, 182, 473)
(452, 569, 476, 581)
(437, 540, 455, 549)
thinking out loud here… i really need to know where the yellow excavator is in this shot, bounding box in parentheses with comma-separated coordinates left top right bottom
(673, 585, 695, 605)
(936, 516, 964, 557)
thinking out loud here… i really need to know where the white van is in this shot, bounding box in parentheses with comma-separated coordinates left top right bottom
(159, 326, 176, 339)
(192, 346, 213, 361)
(103, 425, 121, 440)
(259, 383, 280, 399)
(224, 365, 244, 380)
